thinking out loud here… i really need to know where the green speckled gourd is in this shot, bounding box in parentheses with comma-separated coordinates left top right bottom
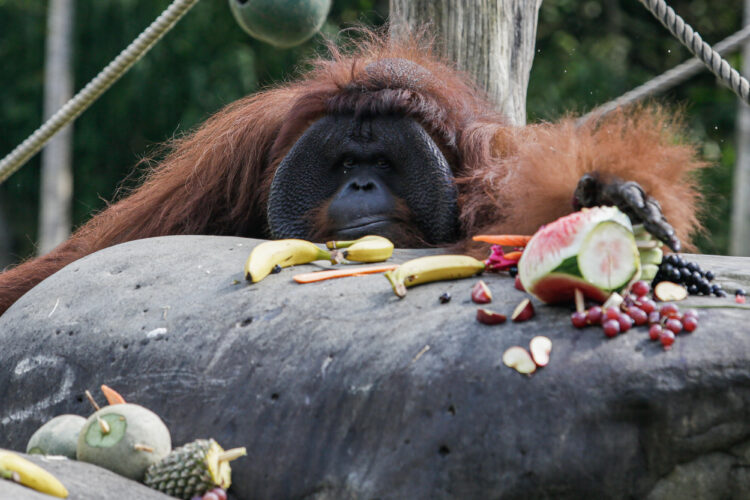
(229, 0, 331, 48)
(143, 439, 246, 500)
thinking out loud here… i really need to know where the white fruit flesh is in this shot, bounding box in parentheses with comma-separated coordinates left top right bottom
(577, 221, 640, 291)
(502, 347, 536, 374)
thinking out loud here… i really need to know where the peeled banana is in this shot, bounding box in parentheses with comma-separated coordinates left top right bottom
(0, 449, 68, 498)
(245, 239, 334, 283)
(385, 255, 486, 298)
(326, 235, 394, 263)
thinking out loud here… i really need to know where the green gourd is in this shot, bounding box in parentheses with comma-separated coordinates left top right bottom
(27, 414, 86, 459)
(229, 0, 331, 48)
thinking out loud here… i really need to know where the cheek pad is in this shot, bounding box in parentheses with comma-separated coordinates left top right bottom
(267, 115, 459, 244)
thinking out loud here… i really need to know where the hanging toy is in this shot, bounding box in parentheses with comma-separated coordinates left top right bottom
(229, 0, 331, 48)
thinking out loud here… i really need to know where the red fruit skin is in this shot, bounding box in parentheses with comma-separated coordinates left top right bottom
(202, 493, 220, 500)
(527, 274, 609, 304)
(682, 316, 698, 332)
(571, 311, 587, 328)
(512, 299, 535, 322)
(631, 280, 650, 297)
(648, 311, 661, 325)
(736, 295, 746, 304)
(586, 306, 603, 326)
(514, 275, 525, 292)
(660, 330, 676, 348)
(683, 308, 699, 319)
(603, 319, 620, 337)
(628, 306, 648, 326)
(605, 307, 621, 321)
(618, 313, 633, 332)
(210, 489, 228, 500)
(649, 324, 663, 341)
(638, 299, 656, 314)
(477, 308, 507, 325)
(665, 318, 683, 334)
(471, 280, 493, 304)
(660, 303, 680, 318)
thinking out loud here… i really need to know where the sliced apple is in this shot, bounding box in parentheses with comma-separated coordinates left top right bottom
(514, 275, 525, 292)
(529, 336, 552, 367)
(502, 346, 536, 374)
(653, 281, 688, 301)
(471, 280, 493, 304)
(511, 298, 535, 322)
(476, 308, 507, 325)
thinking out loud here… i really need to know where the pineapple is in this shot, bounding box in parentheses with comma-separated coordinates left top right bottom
(143, 438, 246, 500)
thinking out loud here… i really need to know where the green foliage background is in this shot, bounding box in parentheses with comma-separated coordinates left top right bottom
(0, 0, 742, 262)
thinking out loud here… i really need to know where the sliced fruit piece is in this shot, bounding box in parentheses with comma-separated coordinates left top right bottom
(511, 298, 535, 322)
(529, 336, 552, 367)
(518, 207, 638, 304)
(476, 308, 507, 325)
(502, 347, 536, 374)
(654, 281, 688, 301)
(471, 280, 493, 304)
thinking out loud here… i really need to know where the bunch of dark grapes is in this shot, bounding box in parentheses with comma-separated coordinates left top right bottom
(653, 254, 725, 297)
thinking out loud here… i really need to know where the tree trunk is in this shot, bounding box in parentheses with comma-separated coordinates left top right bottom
(731, 0, 750, 256)
(389, 0, 543, 125)
(39, 0, 75, 255)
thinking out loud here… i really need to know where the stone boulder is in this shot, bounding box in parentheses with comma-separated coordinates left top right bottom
(1, 235, 750, 499)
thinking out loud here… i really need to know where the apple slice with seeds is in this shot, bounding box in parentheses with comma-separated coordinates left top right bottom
(471, 280, 493, 304)
(529, 336, 552, 367)
(511, 298, 535, 322)
(502, 347, 536, 374)
(476, 308, 507, 325)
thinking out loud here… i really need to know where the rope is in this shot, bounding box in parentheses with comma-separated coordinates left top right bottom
(638, 0, 750, 103)
(579, 24, 750, 125)
(0, 0, 201, 185)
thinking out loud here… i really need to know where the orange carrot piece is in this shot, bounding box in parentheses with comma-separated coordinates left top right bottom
(472, 234, 532, 246)
(294, 264, 398, 283)
(101, 384, 126, 405)
(504, 251, 523, 261)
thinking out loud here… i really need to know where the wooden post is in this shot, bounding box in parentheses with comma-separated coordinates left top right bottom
(39, 0, 75, 255)
(389, 0, 543, 126)
(731, 0, 750, 256)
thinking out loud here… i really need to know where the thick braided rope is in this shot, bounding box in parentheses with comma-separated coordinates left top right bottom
(0, 0, 201, 185)
(639, 0, 750, 103)
(579, 24, 750, 125)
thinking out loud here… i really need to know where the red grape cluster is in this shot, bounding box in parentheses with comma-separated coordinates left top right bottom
(570, 280, 698, 350)
(192, 488, 227, 500)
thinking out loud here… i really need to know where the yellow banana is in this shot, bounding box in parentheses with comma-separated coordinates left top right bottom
(245, 239, 334, 283)
(385, 255, 486, 298)
(328, 235, 394, 263)
(0, 450, 68, 498)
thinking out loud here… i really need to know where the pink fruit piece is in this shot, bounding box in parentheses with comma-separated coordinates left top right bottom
(514, 275, 525, 291)
(529, 336, 552, 367)
(471, 280, 493, 304)
(477, 308, 507, 325)
(502, 346, 536, 374)
(512, 298, 535, 322)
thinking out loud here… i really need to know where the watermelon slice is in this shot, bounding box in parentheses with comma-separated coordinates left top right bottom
(518, 207, 640, 304)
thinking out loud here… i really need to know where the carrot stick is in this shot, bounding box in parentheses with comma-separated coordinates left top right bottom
(503, 251, 523, 261)
(101, 384, 126, 405)
(294, 264, 398, 283)
(472, 234, 532, 246)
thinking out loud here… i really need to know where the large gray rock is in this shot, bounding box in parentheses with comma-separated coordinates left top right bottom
(1, 235, 750, 499)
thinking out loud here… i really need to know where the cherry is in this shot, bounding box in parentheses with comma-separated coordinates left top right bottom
(648, 311, 661, 325)
(618, 312, 633, 332)
(605, 307, 621, 321)
(660, 330, 676, 349)
(682, 308, 698, 319)
(682, 315, 698, 332)
(631, 280, 650, 297)
(665, 318, 683, 334)
(649, 324, 663, 341)
(586, 306, 603, 326)
(637, 298, 656, 314)
(571, 311, 587, 328)
(603, 319, 620, 338)
(659, 303, 680, 318)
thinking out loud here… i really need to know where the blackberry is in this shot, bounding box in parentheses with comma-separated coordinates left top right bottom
(736, 288, 747, 297)
(654, 254, 719, 297)
(705, 270, 715, 281)
(508, 266, 518, 278)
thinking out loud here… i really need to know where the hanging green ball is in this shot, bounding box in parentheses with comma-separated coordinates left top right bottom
(229, 0, 332, 49)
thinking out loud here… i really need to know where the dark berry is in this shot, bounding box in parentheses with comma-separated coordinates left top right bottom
(682, 316, 698, 332)
(692, 271, 703, 285)
(665, 254, 679, 266)
(668, 268, 681, 282)
(705, 270, 715, 281)
(571, 311, 587, 328)
(660, 330, 676, 348)
(686, 261, 698, 273)
(603, 319, 620, 337)
(586, 306, 603, 326)
(618, 312, 634, 332)
(271, 264, 283, 274)
(508, 266, 518, 278)
(675, 256, 686, 268)
(699, 281, 711, 295)
(679, 267, 692, 283)
(711, 284, 722, 295)
(688, 284, 699, 295)
(662, 263, 675, 276)
(631, 281, 650, 297)
(736, 288, 747, 297)
(649, 324, 663, 341)
(665, 318, 683, 334)
(438, 292, 452, 304)
(717, 290, 728, 298)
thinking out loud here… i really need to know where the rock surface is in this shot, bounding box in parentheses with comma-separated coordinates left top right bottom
(1, 235, 750, 499)
(0, 452, 173, 500)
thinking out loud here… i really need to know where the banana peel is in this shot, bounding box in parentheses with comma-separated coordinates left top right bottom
(0, 449, 68, 498)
